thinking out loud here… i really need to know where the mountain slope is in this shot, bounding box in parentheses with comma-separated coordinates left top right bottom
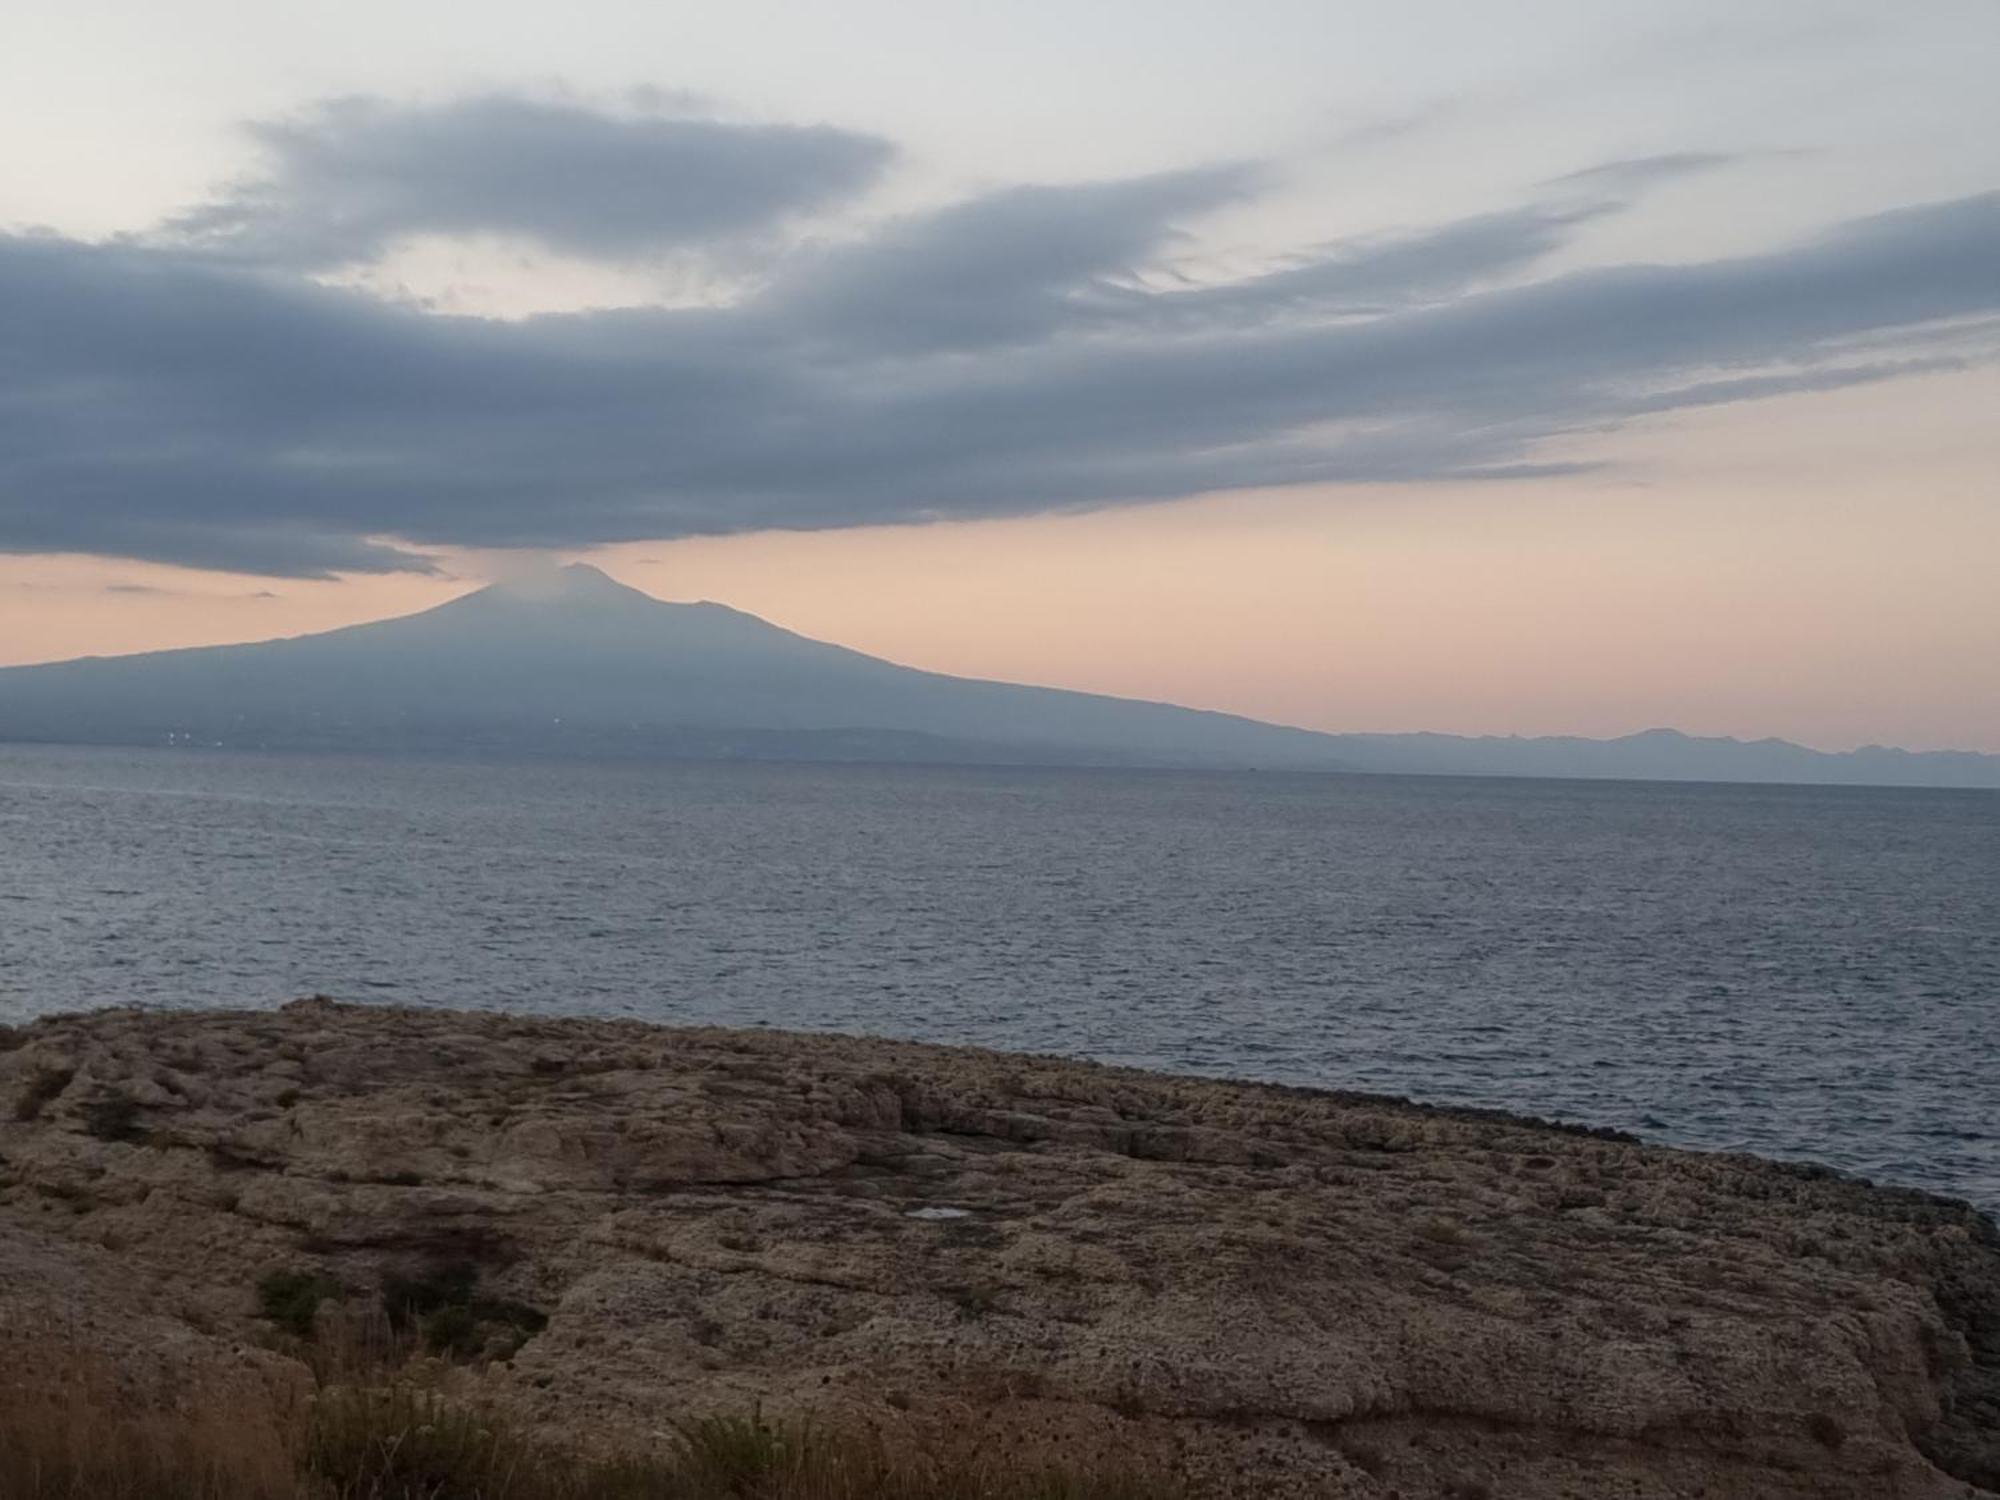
(1, 565, 1994, 786)
(0, 565, 1351, 768)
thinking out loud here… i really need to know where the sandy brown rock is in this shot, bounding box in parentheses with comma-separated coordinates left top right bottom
(1, 999, 1995, 1498)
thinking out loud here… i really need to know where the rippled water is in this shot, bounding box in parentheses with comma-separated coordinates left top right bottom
(1, 743, 1994, 1212)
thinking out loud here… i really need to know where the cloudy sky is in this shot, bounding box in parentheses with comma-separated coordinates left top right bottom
(3, 0, 1996, 749)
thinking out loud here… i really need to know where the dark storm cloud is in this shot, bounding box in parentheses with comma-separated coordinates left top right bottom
(164, 95, 894, 267)
(2, 107, 1996, 576)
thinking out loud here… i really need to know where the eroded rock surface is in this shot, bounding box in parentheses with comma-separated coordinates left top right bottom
(2, 1000, 1995, 1498)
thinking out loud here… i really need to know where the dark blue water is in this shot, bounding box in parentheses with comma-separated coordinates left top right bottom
(1, 743, 1994, 1212)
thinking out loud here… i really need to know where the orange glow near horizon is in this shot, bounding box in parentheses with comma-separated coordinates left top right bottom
(2, 371, 1996, 753)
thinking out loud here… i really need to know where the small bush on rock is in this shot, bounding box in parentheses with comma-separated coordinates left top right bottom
(383, 1260, 547, 1361)
(258, 1267, 344, 1339)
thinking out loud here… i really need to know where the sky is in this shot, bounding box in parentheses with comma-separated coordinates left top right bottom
(2, 1, 1996, 750)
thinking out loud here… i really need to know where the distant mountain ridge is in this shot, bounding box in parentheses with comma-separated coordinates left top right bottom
(1, 565, 1993, 788)
(1317, 725, 2000, 788)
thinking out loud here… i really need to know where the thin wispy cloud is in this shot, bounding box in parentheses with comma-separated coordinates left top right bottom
(1540, 152, 1741, 192)
(1, 93, 1996, 578)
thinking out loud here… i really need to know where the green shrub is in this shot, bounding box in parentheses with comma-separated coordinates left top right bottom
(381, 1262, 480, 1329)
(257, 1267, 343, 1339)
(384, 1261, 547, 1362)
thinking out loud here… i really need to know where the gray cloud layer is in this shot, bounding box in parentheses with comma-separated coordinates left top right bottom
(165, 95, 894, 267)
(2, 97, 1997, 577)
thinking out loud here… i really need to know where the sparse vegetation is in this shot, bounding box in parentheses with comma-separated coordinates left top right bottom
(0, 1354, 1179, 1500)
(380, 1260, 477, 1329)
(259, 1268, 345, 1340)
(0, 1349, 297, 1500)
(305, 1384, 538, 1499)
(381, 1260, 547, 1360)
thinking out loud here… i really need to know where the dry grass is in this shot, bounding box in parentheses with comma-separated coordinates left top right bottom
(0, 1350, 1176, 1500)
(0, 1352, 300, 1499)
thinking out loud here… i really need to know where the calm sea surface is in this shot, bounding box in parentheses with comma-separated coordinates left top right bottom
(1, 743, 1994, 1212)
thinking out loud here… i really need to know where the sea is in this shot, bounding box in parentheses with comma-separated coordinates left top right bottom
(1, 742, 1994, 1214)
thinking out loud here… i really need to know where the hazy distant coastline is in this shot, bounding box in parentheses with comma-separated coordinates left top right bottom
(3, 566, 1995, 789)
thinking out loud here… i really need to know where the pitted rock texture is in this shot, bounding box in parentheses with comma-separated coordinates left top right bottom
(1, 999, 1995, 1498)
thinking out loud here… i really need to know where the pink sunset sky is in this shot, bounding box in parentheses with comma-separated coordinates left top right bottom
(3, 1, 1996, 752)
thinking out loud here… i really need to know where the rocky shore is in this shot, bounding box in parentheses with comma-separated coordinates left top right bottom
(2, 999, 1995, 1498)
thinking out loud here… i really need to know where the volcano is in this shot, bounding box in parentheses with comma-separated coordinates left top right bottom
(3, 566, 1995, 785)
(0, 565, 1351, 766)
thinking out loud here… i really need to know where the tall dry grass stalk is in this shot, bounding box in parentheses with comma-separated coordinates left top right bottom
(0, 1339, 1179, 1499)
(0, 1344, 300, 1500)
